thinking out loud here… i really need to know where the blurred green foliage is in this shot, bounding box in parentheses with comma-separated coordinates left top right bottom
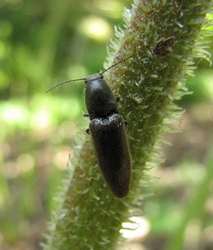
(0, 0, 131, 99)
(0, 1, 212, 250)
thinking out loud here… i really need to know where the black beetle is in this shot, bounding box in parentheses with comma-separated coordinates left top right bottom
(85, 73, 131, 198)
(47, 60, 132, 198)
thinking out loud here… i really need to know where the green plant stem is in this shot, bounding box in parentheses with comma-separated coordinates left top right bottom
(167, 149, 213, 250)
(43, 1, 212, 250)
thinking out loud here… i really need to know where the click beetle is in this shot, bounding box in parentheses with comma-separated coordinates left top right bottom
(47, 59, 132, 198)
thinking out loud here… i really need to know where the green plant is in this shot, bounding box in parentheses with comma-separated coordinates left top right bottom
(43, 1, 212, 250)
(167, 148, 213, 250)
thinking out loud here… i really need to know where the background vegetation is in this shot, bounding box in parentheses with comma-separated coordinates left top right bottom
(0, 0, 212, 250)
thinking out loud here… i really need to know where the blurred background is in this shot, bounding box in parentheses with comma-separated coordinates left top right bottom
(0, 1, 212, 250)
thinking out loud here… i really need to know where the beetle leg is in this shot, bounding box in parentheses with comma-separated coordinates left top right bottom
(116, 97, 120, 103)
(83, 113, 89, 117)
(124, 121, 128, 127)
(85, 128, 90, 134)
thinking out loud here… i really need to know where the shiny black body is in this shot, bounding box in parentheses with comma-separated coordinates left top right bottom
(85, 74, 131, 198)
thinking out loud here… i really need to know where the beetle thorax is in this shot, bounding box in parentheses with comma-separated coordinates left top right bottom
(85, 75, 117, 119)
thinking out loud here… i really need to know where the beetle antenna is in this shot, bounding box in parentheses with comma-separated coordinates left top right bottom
(101, 55, 132, 75)
(47, 55, 132, 92)
(46, 77, 86, 92)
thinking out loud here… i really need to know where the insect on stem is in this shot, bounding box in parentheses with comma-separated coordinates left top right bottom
(46, 54, 133, 197)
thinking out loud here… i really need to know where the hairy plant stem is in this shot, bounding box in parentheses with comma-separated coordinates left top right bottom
(43, 1, 212, 250)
